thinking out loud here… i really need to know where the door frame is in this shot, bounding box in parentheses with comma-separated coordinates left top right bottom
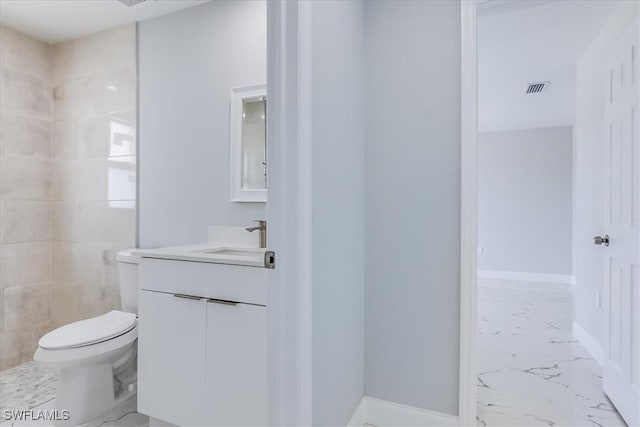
(266, 0, 313, 425)
(268, 1, 481, 425)
(459, 1, 480, 425)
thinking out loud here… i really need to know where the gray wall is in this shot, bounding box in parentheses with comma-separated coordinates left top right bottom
(364, 0, 461, 415)
(478, 126, 573, 275)
(138, 0, 266, 248)
(311, 1, 366, 425)
(573, 1, 639, 345)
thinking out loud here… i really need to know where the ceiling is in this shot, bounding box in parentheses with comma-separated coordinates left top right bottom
(0, 0, 210, 44)
(478, 0, 620, 133)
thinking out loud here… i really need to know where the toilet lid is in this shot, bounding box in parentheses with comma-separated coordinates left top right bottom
(39, 310, 137, 350)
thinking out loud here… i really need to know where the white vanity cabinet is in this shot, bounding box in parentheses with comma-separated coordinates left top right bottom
(138, 290, 207, 425)
(137, 258, 268, 427)
(205, 299, 267, 425)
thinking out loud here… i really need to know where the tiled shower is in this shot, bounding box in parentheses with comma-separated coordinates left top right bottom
(0, 24, 136, 371)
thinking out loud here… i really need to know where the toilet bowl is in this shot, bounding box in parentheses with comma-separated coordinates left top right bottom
(34, 250, 140, 426)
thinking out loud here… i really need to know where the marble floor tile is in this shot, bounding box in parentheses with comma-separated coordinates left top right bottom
(0, 361, 58, 413)
(0, 362, 148, 427)
(476, 280, 626, 427)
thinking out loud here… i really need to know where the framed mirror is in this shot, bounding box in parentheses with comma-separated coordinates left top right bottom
(230, 85, 267, 202)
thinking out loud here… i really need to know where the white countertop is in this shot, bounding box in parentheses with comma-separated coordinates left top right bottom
(132, 243, 268, 268)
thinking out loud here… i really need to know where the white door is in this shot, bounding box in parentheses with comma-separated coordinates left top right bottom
(602, 17, 640, 427)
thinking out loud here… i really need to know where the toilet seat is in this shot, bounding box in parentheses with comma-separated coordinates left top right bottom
(39, 310, 136, 350)
(34, 324, 137, 369)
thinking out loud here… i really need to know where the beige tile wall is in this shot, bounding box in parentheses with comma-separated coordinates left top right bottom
(0, 24, 136, 371)
(0, 26, 53, 370)
(50, 24, 136, 330)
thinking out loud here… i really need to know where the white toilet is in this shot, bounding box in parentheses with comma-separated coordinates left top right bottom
(34, 250, 141, 426)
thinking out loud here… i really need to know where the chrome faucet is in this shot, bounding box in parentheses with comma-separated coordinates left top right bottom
(246, 220, 267, 248)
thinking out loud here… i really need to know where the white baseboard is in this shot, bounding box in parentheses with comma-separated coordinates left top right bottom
(572, 320, 603, 366)
(148, 418, 178, 427)
(347, 396, 458, 427)
(347, 397, 367, 426)
(478, 270, 574, 285)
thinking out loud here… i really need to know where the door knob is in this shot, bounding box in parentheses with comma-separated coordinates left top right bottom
(593, 235, 609, 246)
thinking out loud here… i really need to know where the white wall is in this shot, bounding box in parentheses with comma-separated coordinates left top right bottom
(137, 0, 266, 248)
(478, 126, 573, 275)
(310, 1, 366, 425)
(573, 1, 639, 346)
(364, 0, 461, 416)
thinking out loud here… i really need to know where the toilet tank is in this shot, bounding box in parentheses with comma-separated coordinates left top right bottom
(117, 249, 141, 315)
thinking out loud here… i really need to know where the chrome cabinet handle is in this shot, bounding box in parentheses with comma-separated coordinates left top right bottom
(593, 235, 609, 247)
(206, 298, 238, 306)
(173, 294, 202, 300)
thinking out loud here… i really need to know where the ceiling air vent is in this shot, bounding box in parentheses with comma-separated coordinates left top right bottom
(117, 0, 148, 7)
(525, 81, 549, 94)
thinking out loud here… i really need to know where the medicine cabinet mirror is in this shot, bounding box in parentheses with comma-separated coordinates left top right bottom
(230, 85, 267, 202)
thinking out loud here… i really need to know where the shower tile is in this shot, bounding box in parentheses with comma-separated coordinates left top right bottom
(53, 201, 134, 245)
(90, 201, 136, 245)
(97, 65, 136, 114)
(52, 119, 78, 160)
(76, 111, 136, 159)
(0, 69, 51, 120)
(0, 325, 52, 370)
(0, 26, 51, 82)
(0, 156, 51, 201)
(103, 247, 126, 288)
(0, 330, 24, 371)
(0, 200, 51, 244)
(52, 201, 88, 242)
(0, 242, 51, 288)
(54, 70, 134, 121)
(50, 36, 102, 87)
(0, 289, 3, 332)
(50, 282, 80, 328)
(0, 24, 54, 372)
(105, 156, 136, 202)
(77, 115, 112, 158)
(51, 159, 103, 201)
(52, 24, 135, 86)
(50, 36, 74, 86)
(53, 70, 134, 121)
(52, 80, 93, 120)
(0, 23, 136, 372)
(51, 241, 105, 286)
(102, 286, 121, 313)
(0, 113, 51, 159)
(2, 282, 51, 332)
(77, 284, 106, 319)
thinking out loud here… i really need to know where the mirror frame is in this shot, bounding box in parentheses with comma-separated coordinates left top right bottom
(230, 84, 267, 203)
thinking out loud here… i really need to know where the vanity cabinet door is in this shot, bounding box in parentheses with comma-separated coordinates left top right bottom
(205, 300, 268, 426)
(138, 290, 206, 426)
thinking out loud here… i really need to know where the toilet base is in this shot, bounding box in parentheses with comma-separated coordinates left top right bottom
(33, 324, 138, 427)
(55, 363, 114, 426)
(53, 363, 137, 427)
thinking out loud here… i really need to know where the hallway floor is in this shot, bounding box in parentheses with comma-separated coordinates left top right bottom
(476, 279, 625, 427)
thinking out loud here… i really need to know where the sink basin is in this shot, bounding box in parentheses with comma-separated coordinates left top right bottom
(193, 248, 263, 257)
